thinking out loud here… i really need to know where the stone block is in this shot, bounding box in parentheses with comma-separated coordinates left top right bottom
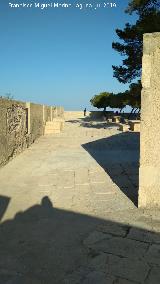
(92, 235, 148, 258)
(89, 170, 108, 183)
(127, 227, 160, 244)
(145, 266, 160, 284)
(119, 124, 130, 132)
(90, 195, 135, 213)
(112, 116, 120, 123)
(145, 244, 160, 264)
(4, 276, 41, 284)
(83, 231, 111, 247)
(83, 271, 115, 284)
(57, 170, 74, 188)
(97, 223, 130, 237)
(75, 168, 89, 185)
(128, 120, 140, 132)
(106, 254, 150, 283)
(90, 182, 118, 194)
(87, 253, 108, 272)
(114, 278, 138, 284)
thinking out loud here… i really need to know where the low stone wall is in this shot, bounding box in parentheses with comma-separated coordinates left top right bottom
(0, 98, 64, 167)
(64, 111, 88, 120)
(64, 110, 140, 120)
(64, 111, 112, 120)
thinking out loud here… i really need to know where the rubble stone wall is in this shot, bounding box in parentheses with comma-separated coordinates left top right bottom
(0, 98, 27, 166)
(0, 98, 64, 167)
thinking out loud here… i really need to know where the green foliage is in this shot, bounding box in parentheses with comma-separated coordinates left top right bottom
(127, 80, 141, 109)
(112, 22, 143, 83)
(90, 92, 112, 110)
(91, 0, 159, 113)
(109, 93, 128, 110)
(90, 92, 129, 112)
(126, 0, 160, 15)
(112, 9, 160, 84)
(90, 82, 141, 112)
(111, 0, 160, 112)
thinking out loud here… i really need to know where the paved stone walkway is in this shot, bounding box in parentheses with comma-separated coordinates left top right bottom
(0, 116, 160, 283)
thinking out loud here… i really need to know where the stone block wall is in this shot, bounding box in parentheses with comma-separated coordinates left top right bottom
(139, 32, 160, 208)
(46, 106, 51, 122)
(0, 98, 64, 167)
(55, 106, 64, 118)
(51, 106, 56, 119)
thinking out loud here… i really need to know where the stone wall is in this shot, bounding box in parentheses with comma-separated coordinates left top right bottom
(64, 111, 108, 120)
(64, 111, 89, 120)
(28, 103, 44, 143)
(54, 106, 64, 118)
(0, 98, 64, 167)
(139, 32, 160, 208)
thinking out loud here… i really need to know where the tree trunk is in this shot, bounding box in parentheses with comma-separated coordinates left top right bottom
(128, 108, 135, 119)
(136, 108, 141, 119)
(133, 108, 138, 114)
(133, 108, 138, 119)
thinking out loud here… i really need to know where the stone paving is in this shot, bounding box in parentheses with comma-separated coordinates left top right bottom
(0, 116, 160, 283)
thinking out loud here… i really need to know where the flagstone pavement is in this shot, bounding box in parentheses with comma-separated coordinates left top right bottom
(0, 116, 160, 284)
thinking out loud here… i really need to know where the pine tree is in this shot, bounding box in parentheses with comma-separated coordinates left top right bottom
(112, 0, 160, 112)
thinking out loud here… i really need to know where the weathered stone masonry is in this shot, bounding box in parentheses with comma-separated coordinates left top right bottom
(139, 32, 160, 208)
(0, 98, 64, 166)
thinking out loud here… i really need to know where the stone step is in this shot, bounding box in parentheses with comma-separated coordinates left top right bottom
(119, 124, 130, 132)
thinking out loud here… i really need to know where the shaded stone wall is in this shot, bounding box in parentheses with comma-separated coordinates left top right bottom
(139, 32, 160, 208)
(0, 98, 64, 167)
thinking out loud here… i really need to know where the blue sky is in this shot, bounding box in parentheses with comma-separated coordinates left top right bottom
(0, 0, 137, 110)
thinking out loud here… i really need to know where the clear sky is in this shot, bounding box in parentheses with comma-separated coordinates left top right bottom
(0, 0, 137, 110)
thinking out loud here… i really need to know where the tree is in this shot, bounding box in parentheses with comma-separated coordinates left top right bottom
(125, 80, 142, 118)
(112, 9, 160, 83)
(126, 0, 160, 15)
(109, 93, 128, 112)
(112, 0, 160, 112)
(90, 92, 112, 111)
(90, 92, 129, 113)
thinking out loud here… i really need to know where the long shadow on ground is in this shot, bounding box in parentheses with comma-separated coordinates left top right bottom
(82, 132, 140, 206)
(0, 195, 10, 221)
(0, 195, 159, 284)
